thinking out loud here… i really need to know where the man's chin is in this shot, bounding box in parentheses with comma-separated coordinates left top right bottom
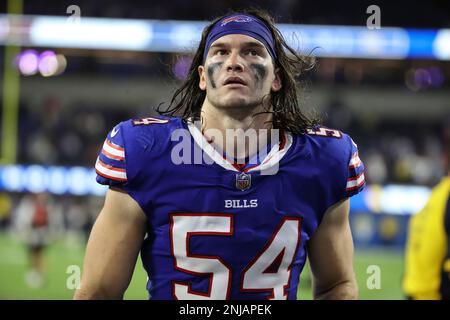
(217, 98, 260, 110)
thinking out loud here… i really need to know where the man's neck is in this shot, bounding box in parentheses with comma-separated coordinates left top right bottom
(199, 100, 274, 162)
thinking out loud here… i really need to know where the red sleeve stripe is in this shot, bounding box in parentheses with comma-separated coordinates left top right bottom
(101, 148, 125, 161)
(279, 130, 286, 150)
(95, 158, 127, 181)
(346, 179, 365, 191)
(347, 172, 364, 181)
(103, 140, 125, 158)
(105, 139, 125, 152)
(346, 173, 365, 190)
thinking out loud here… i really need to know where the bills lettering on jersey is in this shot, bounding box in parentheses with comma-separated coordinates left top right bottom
(224, 199, 258, 208)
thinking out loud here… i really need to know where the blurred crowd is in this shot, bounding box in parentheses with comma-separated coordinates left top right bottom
(0, 191, 102, 288)
(16, 93, 448, 187)
(0, 0, 448, 249)
(0, 0, 448, 297)
(17, 97, 135, 166)
(0, 192, 101, 240)
(323, 99, 448, 187)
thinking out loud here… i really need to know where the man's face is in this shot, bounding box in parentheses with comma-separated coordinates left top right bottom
(198, 34, 282, 110)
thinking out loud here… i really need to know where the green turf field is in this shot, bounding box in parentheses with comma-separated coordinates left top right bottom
(0, 231, 405, 300)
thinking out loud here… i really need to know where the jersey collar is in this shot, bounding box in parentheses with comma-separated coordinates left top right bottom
(186, 119, 293, 173)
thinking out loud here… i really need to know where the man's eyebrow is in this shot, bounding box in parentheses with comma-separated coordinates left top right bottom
(241, 41, 266, 48)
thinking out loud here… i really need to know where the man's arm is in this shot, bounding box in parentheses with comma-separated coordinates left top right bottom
(307, 198, 358, 300)
(74, 188, 147, 299)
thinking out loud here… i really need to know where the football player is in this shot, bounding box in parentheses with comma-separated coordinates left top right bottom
(74, 8, 365, 300)
(403, 136, 450, 300)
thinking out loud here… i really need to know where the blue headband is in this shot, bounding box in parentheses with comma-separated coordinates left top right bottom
(203, 14, 277, 63)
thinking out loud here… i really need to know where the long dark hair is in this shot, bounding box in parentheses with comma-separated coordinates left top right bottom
(158, 8, 319, 135)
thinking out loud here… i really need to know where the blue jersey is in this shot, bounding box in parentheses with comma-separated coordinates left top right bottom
(95, 116, 365, 300)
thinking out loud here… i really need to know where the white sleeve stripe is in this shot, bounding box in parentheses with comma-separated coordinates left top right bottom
(95, 158, 127, 181)
(349, 158, 362, 168)
(106, 139, 124, 151)
(101, 148, 125, 161)
(103, 140, 125, 158)
(349, 152, 362, 168)
(346, 173, 365, 189)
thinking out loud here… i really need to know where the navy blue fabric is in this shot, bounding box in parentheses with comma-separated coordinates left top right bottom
(203, 14, 277, 63)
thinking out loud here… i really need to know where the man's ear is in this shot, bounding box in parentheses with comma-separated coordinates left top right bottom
(271, 68, 282, 92)
(198, 65, 207, 91)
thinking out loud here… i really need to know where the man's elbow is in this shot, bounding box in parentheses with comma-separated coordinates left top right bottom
(73, 288, 94, 300)
(73, 285, 123, 300)
(314, 279, 359, 300)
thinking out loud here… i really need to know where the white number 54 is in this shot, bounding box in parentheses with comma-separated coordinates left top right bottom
(170, 213, 301, 300)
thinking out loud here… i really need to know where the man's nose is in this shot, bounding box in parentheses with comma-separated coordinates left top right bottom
(226, 51, 244, 72)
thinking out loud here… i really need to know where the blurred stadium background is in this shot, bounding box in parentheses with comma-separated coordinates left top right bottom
(0, 0, 449, 299)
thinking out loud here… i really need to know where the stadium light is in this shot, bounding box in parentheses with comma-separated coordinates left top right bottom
(16, 49, 39, 75)
(0, 14, 449, 60)
(29, 16, 154, 50)
(0, 164, 431, 213)
(0, 165, 107, 196)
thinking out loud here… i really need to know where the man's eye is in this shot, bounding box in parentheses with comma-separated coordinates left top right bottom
(216, 50, 227, 55)
(246, 50, 258, 56)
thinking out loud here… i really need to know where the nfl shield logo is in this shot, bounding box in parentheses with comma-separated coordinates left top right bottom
(236, 172, 251, 191)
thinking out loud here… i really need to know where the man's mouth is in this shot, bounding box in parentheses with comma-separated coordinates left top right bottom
(223, 77, 247, 86)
